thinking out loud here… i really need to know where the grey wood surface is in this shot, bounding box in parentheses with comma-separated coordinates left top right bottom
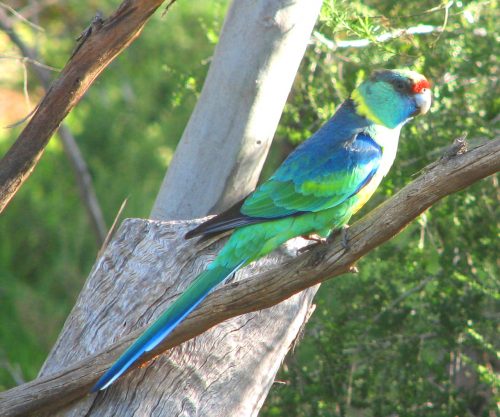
(38, 218, 317, 416)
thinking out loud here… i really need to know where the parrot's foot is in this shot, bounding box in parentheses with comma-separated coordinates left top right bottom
(297, 226, 350, 254)
(328, 225, 350, 250)
(301, 233, 328, 244)
(297, 234, 329, 254)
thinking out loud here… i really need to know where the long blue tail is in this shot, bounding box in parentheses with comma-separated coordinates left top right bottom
(91, 262, 244, 392)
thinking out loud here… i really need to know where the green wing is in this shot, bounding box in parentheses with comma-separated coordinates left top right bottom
(186, 133, 381, 239)
(241, 134, 381, 217)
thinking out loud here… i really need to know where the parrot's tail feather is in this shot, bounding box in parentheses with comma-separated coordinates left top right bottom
(91, 260, 246, 392)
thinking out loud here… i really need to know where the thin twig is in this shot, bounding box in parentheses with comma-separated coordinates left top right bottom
(20, 60, 30, 109)
(313, 24, 442, 50)
(0, 54, 59, 72)
(365, 1, 454, 21)
(431, 0, 452, 47)
(162, 0, 178, 16)
(97, 197, 128, 258)
(14, 0, 60, 21)
(372, 276, 436, 323)
(0, 1, 44, 31)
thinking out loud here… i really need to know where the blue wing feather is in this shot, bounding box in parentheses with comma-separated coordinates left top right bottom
(241, 101, 381, 217)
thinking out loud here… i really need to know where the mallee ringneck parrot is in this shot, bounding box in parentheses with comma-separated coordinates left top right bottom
(92, 69, 432, 391)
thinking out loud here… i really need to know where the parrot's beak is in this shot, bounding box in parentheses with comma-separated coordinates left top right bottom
(413, 88, 432, 115)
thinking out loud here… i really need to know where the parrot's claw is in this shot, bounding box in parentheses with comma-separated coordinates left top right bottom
(297, 226, 350, 255)
(340, 225, 350, 250)
(301, 233, 328, 244)
(297, 234, 329, 254)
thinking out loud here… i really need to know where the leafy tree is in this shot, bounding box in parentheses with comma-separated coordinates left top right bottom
(0, 1, 497, 416)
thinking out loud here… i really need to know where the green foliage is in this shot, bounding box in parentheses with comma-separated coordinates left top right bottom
(0, 0, 497, 416)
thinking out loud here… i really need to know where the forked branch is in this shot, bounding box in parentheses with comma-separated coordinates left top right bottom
(0, 137, 498, 417)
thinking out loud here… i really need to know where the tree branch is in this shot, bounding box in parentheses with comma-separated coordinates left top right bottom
(312, 24, 443, 50)
(0, 8, 107, 244)
(0, 137, 498, 417)
(0, 0, 170, 213)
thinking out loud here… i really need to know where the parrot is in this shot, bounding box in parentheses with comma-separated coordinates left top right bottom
(92, 69, 431, 392)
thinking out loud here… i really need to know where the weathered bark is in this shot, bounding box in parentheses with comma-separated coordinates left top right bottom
(150, 0, 323, 220)
(39, 220, 317, 417)
(0, 138, 498, 417)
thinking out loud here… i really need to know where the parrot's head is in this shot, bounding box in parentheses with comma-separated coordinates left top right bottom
(352, 69, 432, 129)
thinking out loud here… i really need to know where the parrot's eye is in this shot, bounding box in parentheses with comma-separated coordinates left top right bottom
(394, 80, 406, 91)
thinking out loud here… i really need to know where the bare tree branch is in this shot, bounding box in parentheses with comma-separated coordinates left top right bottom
(0, 0, 169, 214)
(0, 2, 44, 32)
(0, 8, 108, 243)
(313, 24, 443, 50)
(0, 137, 498, 417)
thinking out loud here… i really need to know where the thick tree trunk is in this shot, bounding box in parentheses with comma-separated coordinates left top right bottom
(37, 219, 316, 417)
(39, 0, 323, 416)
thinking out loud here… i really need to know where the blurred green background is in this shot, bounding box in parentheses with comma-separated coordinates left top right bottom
(0, 1, 498, 416)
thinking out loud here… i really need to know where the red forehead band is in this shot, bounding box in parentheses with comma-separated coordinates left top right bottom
(412, 79, 431, 93)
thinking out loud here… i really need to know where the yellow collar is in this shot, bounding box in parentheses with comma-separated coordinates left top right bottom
(351, 88, 384, 126)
